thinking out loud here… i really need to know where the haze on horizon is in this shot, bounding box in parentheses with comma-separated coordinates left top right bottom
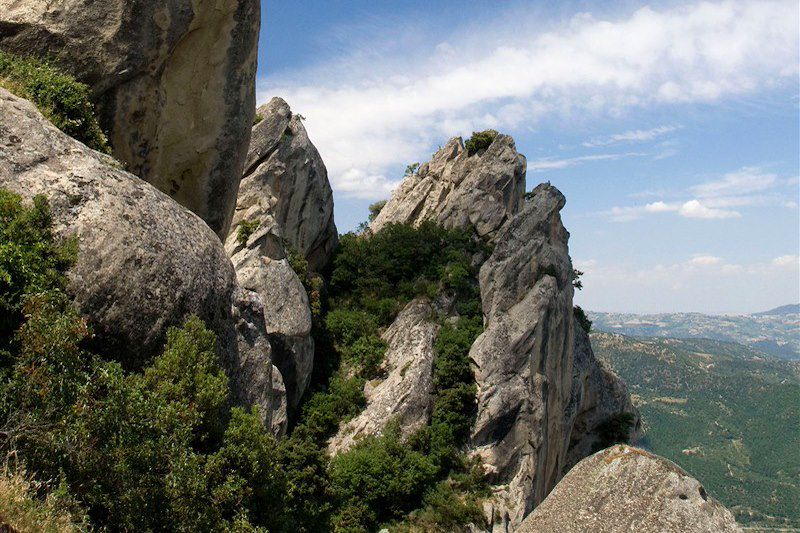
(258, 0, 800, 315)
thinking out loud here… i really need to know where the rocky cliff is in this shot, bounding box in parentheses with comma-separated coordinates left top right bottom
(0, 87, 282, 432)
(519, 445, 742, 533)
(0, 0, 260, 237)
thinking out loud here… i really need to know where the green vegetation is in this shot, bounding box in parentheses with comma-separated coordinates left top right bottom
(236, 219, 260, 245)
(574, 305, 592, 334)
(283, 220, 490, 531)
(464, 130, 497, 156)
(0, 51, 110, 154)
(253, 113, 264, 126)
(0, 190, 490, 531)
(592, 332, 800, 529)
(367, 200, 387, 222)
(404, 163, 420, 176)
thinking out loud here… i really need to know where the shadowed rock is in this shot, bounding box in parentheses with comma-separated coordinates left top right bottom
(0, 0, 260, 237)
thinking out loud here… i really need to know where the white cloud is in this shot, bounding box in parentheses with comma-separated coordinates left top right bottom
(773, 255, 799, 267)
(583, 125, 680, 147)
(678, 199, 741, 219)
(691, 167, 778, 197)
(687, 255, 723, 266)
(260, 1, 799, 199)
(528, 152, 645, 172)
(605, 165, 796, 222)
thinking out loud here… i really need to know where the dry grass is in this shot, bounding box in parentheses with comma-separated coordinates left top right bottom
(0, 466, 85, 533)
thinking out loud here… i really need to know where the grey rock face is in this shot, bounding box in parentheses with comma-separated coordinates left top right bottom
(224, 177, 314, 411)
(230, 288, 286, 436)
(329, 299, 440, 454)
(0, 0, 260, 237)
(562, 325, 640, 471)
(370, 135, 526, 242)
(518, 445, 742, 533)
(0, 88, 276, 429)
(470, 184, 575, 530)
(240, 97, 338, 272)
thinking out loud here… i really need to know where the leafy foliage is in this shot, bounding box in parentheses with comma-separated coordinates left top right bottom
(0, 51, 110, 154)
(0, 190, 293, 531)
(236, 219, 260, 245)
(0, 190, 75, 351)
(464, 130, 497, 156)
(367, 200, 387, 222)
(574, 305, 592, 333)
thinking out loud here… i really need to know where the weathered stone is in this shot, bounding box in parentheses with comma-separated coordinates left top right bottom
(230, 287, 285, 436)
(518, 445, 742, 533)
(329, 299, 439, 454)
(0, 0, 260, 237)
(240, 97, 338, 272)
(562, 325, 640, 471)
(370, 134, 526, 242)
(469, 184, 575, 531)
(224, 182, 314, 411)
(0, 88, 277, 428)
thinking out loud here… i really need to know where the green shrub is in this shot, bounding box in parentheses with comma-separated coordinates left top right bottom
(329, 423, 438, 530)
(236, 219, 260, 245)
(0, 190, 76, 349)
(340, 334, 387, 378)
(368, 200, 387, 222)
(0, 50, 110, 154)
(574, 305, 592, 333)
(594, 412, 636, 451)
(252, 113, 264, 126)
(464, 130, 497, 156)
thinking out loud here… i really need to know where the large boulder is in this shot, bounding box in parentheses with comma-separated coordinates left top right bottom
(329, 298, 440, 454)
(469, 184, 576, 530)
(0, 0, 260, 237)
(370, 134, 526, 242)
(518, 445, 742, 533)
(0, 88, 279, 430)
(562, 325, 640, 471)
(239, 97, 338, 272)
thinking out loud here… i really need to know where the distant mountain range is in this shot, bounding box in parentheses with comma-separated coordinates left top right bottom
(592, 332, 800, 530)
(588, 308, 800, 360)
(754, 303, 800, 316)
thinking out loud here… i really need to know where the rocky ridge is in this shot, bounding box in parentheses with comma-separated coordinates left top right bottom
(0, 0, 261, 237)
(367, 134, 641, 531)
(370, 134, 526, 243)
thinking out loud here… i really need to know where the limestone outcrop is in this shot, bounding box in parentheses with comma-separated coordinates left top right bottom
(563, 325, 640, 471)
(240, 97, 338, 272)
(518, 445, 742, 533)
(328, 299, 440, 454)
(370, 134, 526, 242)
(0, 88, 279, 432)
(0, 0, 260, 237)
(469, 184, 575, 530)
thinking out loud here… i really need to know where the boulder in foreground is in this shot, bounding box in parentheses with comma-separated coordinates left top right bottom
(519, 444, 742, 533)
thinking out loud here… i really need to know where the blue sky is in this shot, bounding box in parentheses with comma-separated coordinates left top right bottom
(258, 0, 799, 314)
